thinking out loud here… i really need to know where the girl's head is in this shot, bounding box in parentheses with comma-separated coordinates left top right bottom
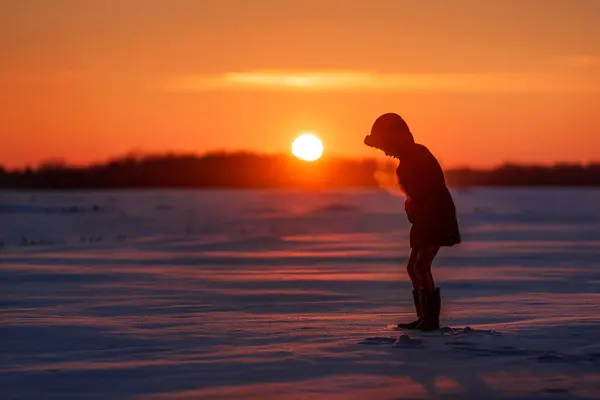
(364, 113, 415, 158)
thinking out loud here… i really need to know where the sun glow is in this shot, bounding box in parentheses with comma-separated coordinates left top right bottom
(292, 133, 323, 161)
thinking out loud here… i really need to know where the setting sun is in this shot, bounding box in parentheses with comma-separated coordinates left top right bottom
(292, 133, 324, 161)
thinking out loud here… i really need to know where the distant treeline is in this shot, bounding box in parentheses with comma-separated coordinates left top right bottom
(446, 164, 600, 187)
(1, 152, 600, 189)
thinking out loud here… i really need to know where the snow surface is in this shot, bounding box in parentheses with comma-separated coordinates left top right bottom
(1, 188, 600, 399)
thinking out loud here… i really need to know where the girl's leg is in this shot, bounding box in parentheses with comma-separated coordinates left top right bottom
(406, 248, 420, 289)
(414, 246, 442, 331)
(414, 246, 440, 293)
(398, 248, 423, 329)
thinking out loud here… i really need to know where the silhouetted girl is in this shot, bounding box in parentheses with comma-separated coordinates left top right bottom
(364, 113, 461, 331)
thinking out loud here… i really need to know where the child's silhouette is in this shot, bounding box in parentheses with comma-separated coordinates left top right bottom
(365, 113, 461, 331)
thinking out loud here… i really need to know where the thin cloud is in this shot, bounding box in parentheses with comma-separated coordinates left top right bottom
(559, 54, 600, 68)
(166, 70, 600, 93)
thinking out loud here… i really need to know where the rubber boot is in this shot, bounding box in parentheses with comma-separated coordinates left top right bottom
(397, 290, 422, 329)
(417, 288, 441, 331)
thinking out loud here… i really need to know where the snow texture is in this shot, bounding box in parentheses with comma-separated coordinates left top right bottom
(1, 188, 600, 399)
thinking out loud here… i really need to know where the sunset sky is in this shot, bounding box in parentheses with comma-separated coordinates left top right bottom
(1, 0, 599, 168)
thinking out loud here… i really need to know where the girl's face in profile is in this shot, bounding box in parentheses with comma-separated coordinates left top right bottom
(365, 130, 410, 159)
(383, 137, 404, 159)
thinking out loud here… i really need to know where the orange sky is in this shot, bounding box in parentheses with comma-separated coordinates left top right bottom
(1, 0, 600, 168)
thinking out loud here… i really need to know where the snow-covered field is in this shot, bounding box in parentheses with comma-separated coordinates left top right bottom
(1, 188, 599, 399)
